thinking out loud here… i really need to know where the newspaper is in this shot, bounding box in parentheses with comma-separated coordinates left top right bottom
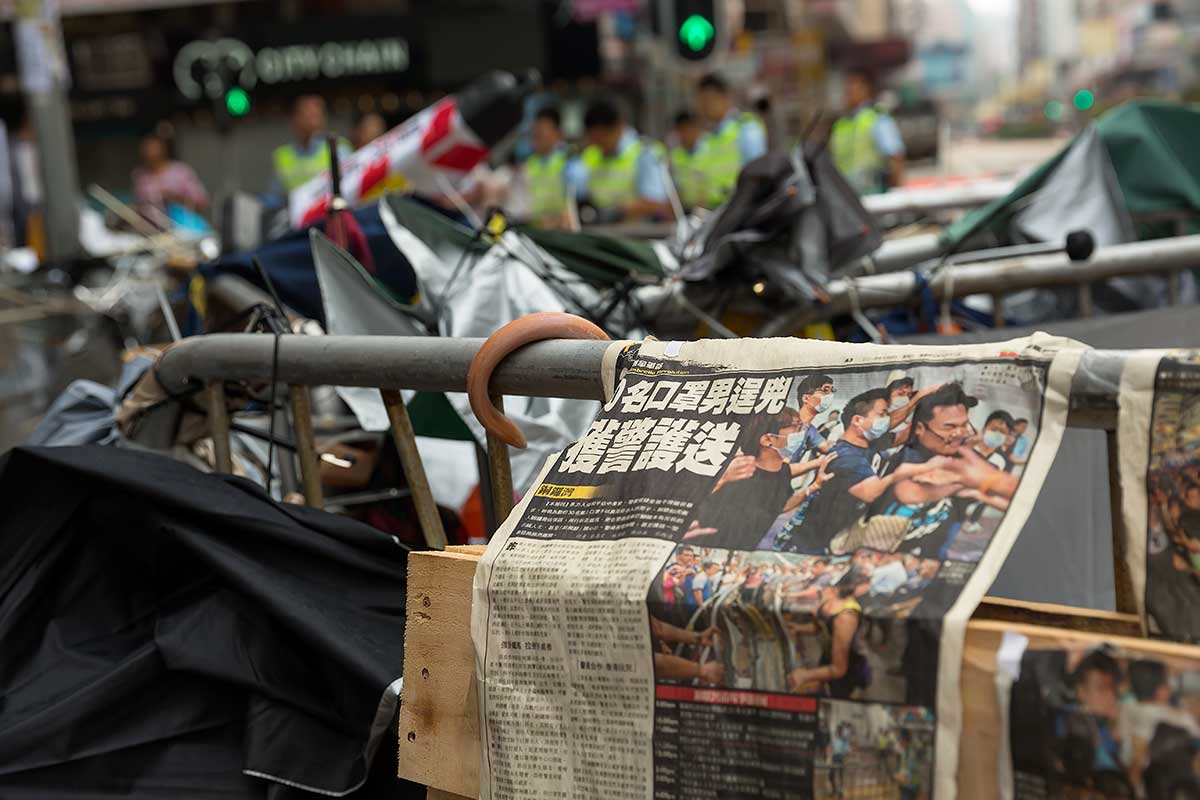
(472, 335, 1082, 800)
(1118, 350, 1200, 642)
(1005, 639, 1200, 799)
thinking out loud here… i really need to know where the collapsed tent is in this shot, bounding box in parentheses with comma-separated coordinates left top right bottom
(945, 99, 1200, 249)
(0, 446, 415, 799)
(677, 148, 882, 303)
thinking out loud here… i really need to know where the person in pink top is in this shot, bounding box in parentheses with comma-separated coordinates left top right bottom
(131, 128, 209, 217)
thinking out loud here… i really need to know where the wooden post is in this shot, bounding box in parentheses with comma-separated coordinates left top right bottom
(206, 381, 233, 474)
(1107, 430, 1137, 614)
(485, 394, 514, 525)
(398, 546, 486, 797)
(381, 390, 448, 550)
(288, 384, 323, 508)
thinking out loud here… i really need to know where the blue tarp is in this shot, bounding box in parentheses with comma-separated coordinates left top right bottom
(199, 204, 419, 326)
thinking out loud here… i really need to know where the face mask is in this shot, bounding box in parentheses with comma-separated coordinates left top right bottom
(776, 444, 801, 461)
(787, 431, 805, 449)
(860, 416, 890, 442)
(982, 430, 1006, 450)
(888, 396, 908, 412)
(809, 394, 833, 414)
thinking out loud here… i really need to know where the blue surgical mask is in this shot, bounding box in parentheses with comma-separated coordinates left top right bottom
(982, 430, 1006, 450)
(775, 431, 807, 461)
(809, 394, 833, 414)
(861, 416, 890, 441)
(888, 396, 908, 412)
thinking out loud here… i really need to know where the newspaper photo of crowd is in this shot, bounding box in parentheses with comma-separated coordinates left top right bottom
(679, 364, 1037, 564)
(814, 702, 934, 800)
(1010, 645, 1200, 799)
(647, 544, 942, 705)
(1145, 354, 1200, 642)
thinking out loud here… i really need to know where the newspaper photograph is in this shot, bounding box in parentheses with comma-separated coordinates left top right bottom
(1008, 642, 1200, 799)
(473, 336, 1080, 800)
(1119, 351, 1200, 643)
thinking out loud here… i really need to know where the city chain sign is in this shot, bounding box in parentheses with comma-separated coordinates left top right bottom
(173, 35, 409, 100)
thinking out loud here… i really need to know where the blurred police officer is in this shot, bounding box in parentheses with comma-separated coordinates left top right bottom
(524, 106, 571, 227)
(573, 98, 670, 222)
(830, 69, 906, 196)
(669, 110, 706, 211)
(271, 95, 351, 197)
(694, 73, 767, 208)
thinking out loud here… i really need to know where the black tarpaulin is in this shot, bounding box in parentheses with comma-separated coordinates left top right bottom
(0, 446, 418, 799)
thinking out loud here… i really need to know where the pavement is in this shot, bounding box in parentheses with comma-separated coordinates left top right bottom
(909, 136, 1064, 182)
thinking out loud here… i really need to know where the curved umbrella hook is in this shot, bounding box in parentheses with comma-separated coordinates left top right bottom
(467, 312, 611, 449)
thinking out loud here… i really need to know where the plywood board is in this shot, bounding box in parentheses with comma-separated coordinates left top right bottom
(398, 548, 1200, 800)
(397, 549, 481, 797)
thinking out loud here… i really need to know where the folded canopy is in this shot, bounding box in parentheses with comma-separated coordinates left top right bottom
(0, 446, 415, 798)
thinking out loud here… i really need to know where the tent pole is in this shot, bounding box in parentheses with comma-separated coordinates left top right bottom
(207, 381, 233, 474)
(381, 390, 448, 550)
(288, 385, 324, 508)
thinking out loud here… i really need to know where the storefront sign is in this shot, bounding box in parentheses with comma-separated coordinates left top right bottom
(173, 35, 408, 100)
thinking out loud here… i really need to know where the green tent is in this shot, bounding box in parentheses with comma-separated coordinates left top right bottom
(943, 100, 1200, 249)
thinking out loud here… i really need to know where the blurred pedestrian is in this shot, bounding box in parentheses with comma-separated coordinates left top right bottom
(831, 69, 905, 195)
(271, 95, 350, 197)
(351, 110, 387, 150)
(693, 73, 767, 208)
(668, 109, 705, 211)
(132, 127, 209, 216)
(575, 98, 669, 222)
(524, 105, 570, 228)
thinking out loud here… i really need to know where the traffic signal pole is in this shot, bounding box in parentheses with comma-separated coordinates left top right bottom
(14, 0, 81, 265)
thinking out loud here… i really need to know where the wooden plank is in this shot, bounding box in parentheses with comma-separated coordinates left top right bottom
(427, 790, 473, 800)
(972, 596, 1141, 636)
(398, 550, 481, 797)
(399, 548, 1190, 800)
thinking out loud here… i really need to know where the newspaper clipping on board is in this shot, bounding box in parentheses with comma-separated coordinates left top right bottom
(472, 336, 1082, 800)
(1006, 637, 1200, 799)
(1119, 350, 1200, 643)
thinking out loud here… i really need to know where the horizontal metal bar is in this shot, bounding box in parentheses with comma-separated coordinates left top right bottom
(156, 333, 1138, 432)
(860, 180, 1013, 217)
(155, 334, 611, 401)
(762, 234, 1200, 335)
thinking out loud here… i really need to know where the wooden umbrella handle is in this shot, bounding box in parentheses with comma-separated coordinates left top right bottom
(467, 312, 610, 449)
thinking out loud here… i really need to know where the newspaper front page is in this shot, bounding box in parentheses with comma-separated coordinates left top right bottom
(472, 336, 1082, 800)
(1118, 350, 1200, 642)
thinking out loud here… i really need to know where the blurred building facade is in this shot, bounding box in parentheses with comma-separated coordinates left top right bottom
(0, 0, 603, 199)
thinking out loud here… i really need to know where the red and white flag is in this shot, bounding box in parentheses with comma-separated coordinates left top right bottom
(288, 98, 489, 229)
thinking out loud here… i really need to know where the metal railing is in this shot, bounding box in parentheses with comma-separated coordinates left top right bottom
(758, 234, 1200, 336)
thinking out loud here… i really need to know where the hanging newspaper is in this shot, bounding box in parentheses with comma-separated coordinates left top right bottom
(472, 336, 1082, 799)
(1002, 633, 1200, 798)
(1118, 350, 1200, 642)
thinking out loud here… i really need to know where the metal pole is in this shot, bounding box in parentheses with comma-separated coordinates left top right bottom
(207, 381, 233, 474)
(759, 235, 1200, 335)
(14, 0, 80, 265)
(486, 393, 515, 525)
(288, 384, 324, 508)
(380, 389, 448, 550)
(157, 334, 1159, 434)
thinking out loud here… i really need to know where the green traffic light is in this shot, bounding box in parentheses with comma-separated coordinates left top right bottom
(225, 87, 251, 117)
(678, 13, 715, 52)
(1073, 89, 1095, 111)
